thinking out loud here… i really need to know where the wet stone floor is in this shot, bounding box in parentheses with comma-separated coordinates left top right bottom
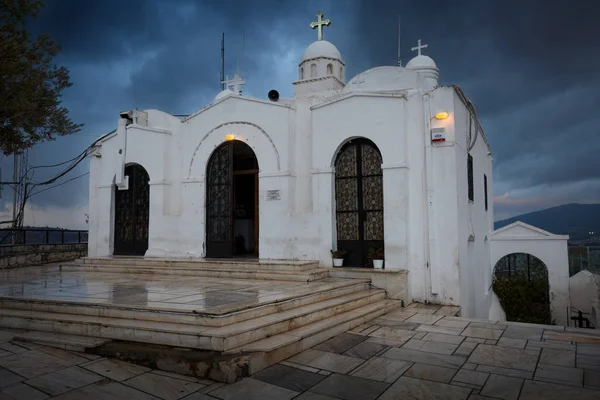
(0, 265, 353, 314)
(1, 303, 600, 399)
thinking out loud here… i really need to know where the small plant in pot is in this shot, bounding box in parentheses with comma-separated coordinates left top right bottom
(368, 247, 385, 269)
(331, 249, 347, 267)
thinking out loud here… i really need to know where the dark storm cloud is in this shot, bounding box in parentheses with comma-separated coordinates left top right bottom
(1, 0, 597, 221)
(352, 0, 600, 216)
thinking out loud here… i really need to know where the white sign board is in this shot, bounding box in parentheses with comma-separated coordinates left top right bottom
(431, 128, 446, 143)
(267, 190, 281, 201)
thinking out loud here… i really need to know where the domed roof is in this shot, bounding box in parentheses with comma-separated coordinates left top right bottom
(302, 40, 342, 62)
(406, 55, 437, 69)
(214, 88, 235, 102)
(343, 66, 429, 93)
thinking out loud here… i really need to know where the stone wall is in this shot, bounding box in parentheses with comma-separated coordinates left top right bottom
(0, 243, 87, 269)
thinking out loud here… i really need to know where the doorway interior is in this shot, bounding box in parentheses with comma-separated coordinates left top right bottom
(206, 140, 259, 258)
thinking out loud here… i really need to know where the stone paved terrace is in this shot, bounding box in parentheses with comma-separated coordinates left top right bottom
(1, 303, 600, 399)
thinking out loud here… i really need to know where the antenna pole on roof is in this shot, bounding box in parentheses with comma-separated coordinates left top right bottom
(221, 32, 225, 90)
(397, 15, 401, 66)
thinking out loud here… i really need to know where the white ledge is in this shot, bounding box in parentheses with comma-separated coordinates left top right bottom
(126, 124, 172, 135)
(381, 163, 409, 170)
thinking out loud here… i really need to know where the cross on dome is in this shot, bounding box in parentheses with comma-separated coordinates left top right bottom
(310, 11, 330, 41)
(411, 39, 428, 56)
(222, 72, 246, 95)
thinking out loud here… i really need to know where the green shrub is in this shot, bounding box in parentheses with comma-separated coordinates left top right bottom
(492, 277, 552, 325)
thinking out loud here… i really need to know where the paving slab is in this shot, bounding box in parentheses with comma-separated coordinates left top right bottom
(583, 369, 600, 390)
(81, 358, 150, 382)
(452, 369, 489, 386)
(403, 362, 457, 383)
(124, 371, 206, 400)
(423, 332, 465, 345)
(403, 338, 459, 355)
(382, 347, 467, 369)
(0, 367, 24, 388)
(343, 341, 386, 359)
(502, 326, 543, 341)
(287, 349, 363, 374)
(519, 379, 600, 400)
(496, 337, 526, 349)
(475, 365, 533, 379)
(50, 379, 161, 400)
(25, 366, 104, 396)
(461, 327, 503, 340)
(0, 349, 75, 379)
(312, 333, 367, 354)
(251, 363, 326, 392)
(405, 313, 444, 324)
(480, 374, 523, 400)
(308, 373, 389, 400)
(467, 344, 539, 371)
(539, 348, 576, 367)
(378, 376, 471, 400)
(534, 363, 584, 387)
(349, 356, 411, 383)
(369, 326, 415, 342)
(0, 382, 49, 400)
(208, 378, 298, 400)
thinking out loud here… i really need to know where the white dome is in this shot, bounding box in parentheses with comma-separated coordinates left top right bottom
(214, 88, 235, 102)
(406, 55, 437, 69)
(302, 40, 342, 62)
(343, 66, 430, 93)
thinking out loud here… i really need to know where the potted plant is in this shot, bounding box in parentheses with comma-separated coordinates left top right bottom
(331, 249, 347, 267)
(369, 248, 385, 269)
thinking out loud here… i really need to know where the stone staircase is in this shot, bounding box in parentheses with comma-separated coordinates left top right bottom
(65, 257, 329, 281)
(0, 258, 403, 381)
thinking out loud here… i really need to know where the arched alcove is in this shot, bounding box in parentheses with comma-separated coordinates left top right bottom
(300, 67, 304, 80)
(333, 138, 383, 268)
(493, 252, 551, 324)
(205, 140, 259, 258)
(327, 63, 333, 75)
(311, 63, 317, 78)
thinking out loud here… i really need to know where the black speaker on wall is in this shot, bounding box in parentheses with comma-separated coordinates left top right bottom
(268, 90, 279, 102)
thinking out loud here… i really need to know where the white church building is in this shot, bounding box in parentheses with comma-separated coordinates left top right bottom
(87, 13, 570, 324)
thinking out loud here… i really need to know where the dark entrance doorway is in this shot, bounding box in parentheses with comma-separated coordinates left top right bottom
(206, 140, 259, 258)
(334, 138, 384, 267)
(114, 164, 150, 256)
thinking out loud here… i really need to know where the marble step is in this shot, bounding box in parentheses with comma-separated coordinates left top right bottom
(12, 331, 111, 352)
(60, 263, 329, 282)
(0, 281, 372, 327)
(0, 289, 386, 351)
(79, 257, 319, 271)
(230, 299, 403, 375)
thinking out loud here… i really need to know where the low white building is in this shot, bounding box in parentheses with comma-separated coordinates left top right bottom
(87, 13, 569, 322)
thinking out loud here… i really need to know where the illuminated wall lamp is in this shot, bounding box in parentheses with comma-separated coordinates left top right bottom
(434, 112, 449, 120)
(225, 134, 236, 141)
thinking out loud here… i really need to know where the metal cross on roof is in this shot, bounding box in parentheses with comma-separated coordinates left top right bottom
(411, 39, 428, 56)
(310, 11, 331, 41)
(222, 72, 246, 95)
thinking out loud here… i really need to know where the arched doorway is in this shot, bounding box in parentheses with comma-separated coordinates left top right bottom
(334, 138, 383, 267)
(114, 164, 150, 256)
(493, 253, 551, 324)
(206, 140, 259, 258)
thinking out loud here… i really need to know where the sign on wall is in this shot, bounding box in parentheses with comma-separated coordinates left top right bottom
(267, 190, 281, 201)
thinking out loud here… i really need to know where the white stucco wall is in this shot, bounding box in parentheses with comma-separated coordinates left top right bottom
(569, 270, 600, 328)
(490, 222, 570, 326)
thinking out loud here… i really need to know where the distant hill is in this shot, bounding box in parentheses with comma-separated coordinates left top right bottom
(495, 203, 600, 245)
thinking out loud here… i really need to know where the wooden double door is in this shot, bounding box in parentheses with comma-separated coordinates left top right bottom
(205, 141, 259, 258)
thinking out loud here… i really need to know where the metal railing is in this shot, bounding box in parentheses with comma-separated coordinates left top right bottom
(569, 246, 600, 276)
(0, 228, 88, 246)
